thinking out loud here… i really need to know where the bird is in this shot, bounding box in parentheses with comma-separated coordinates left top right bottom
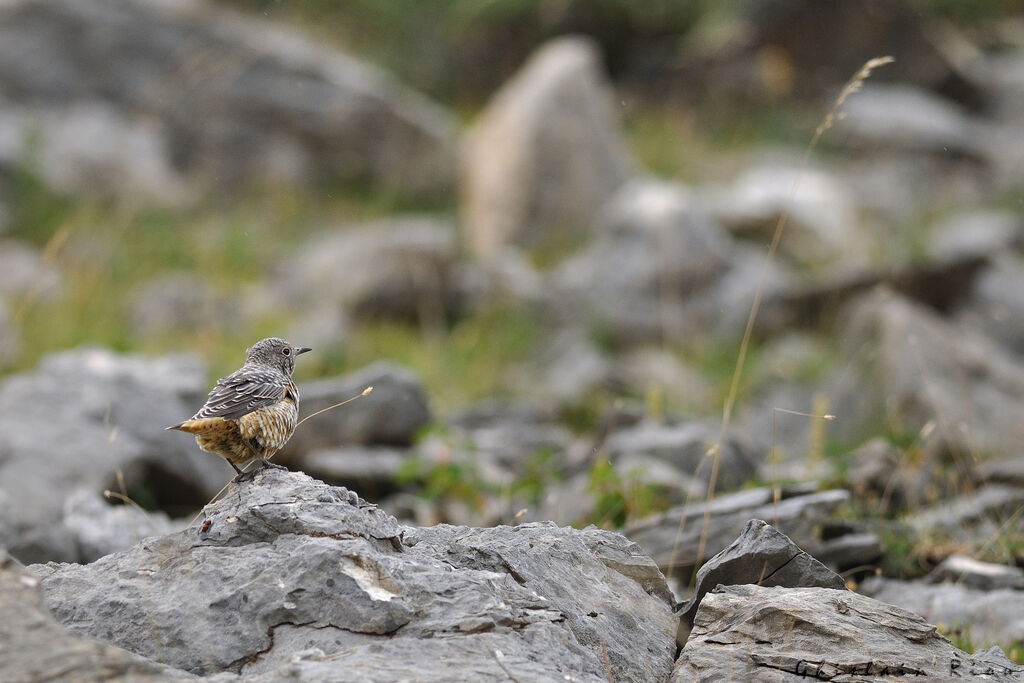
(167, 337, 311, 480)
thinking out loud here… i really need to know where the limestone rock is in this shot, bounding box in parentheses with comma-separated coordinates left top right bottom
(33, 468, 678, 681)
(674, 584, 1022, 681)
(462, 36, 633, 257)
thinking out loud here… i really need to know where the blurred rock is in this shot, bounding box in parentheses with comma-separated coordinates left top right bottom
(926, 554, 1024, 592)
(0, 102, 191, 204)
(837, 288, 1024, 459)
(675, 584, 1022, 682)
(0, 551, 193, 682)
(130, 272, 239, 336)
(678, 519, 847, 629)
(462, 36, 633, 257)
(832, 84, 984, 160)
(32, 468, 678, 681)
(861, 576, 1024, 656)
(0, 347, 227, 564)
(955, 252, 1024, 356)
(61, 489, 181, 563)
(623, 487, 852, 575)
(845, 437, 925, 510)
(605, 419, 761, 497)
(0, 239, 62, 303)
(906, 485, 1024, 542)
(611, 347, 716, 413)
(280, 362, 431, 463)
(302, 446, 410, 500)
(0, 0, 456, 200)
(516, 329, 611, 406)
(705, 162, 863, 268)
(929, 209, 1022, 262)
(551, 178, 736, 346)
(275, 217, 462, 326)
(756, 248, 989, 337)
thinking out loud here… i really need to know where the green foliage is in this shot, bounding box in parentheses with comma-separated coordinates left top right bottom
(396, 457, 491, 508)
(586, 458, 669, 529)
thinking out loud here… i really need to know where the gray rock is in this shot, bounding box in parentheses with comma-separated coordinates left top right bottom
(0, 551, 195, 682)
(906, 485, 1024, 542)
(551, 178, 736, 346)
(62, 489, 182, 563)
(0, 239, 63, 301)
(861, 576, 1024, 656)
(930, 209, 1022, 262)
(0, 101, 192, 205)
(280, 362, 431, 462)
(836, 288, 1024, 459)
(33, 468, 678, 681)
(674, 584, 1023, 681)
(611, 347, 716, 413)
(705, 162, 864, 269)
(514, 329, 612, 406)
(302, 446, 410, 495)
(678, 520, 846, 629)
(926, 554, 1024, 591)
(623, 487, 851, 575)
(274, 217, 463, 326)
(955, 252, 1024, 356)
(130, 272, 240, 336)
(832, 84, 984, 160)
(605, 420, 761, 496)
(462, 36, 633, 257)
(0, 348, 228, 564)
(0, 0, 456, 200)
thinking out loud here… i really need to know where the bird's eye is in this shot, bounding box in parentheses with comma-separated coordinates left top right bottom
(282, 348, 291, 356)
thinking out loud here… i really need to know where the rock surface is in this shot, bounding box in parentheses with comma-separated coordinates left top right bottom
(861, 576, 1024, 657)
(0, 551, 193, 682)
(674, 584, 1023, 681)
(32, 467, 678, 681)
(677, 519, 846, 629)
(0, 348, 228, 564)
(623, 487, 853, 575)
(279, 361, 432, 463)
(461, 36, 633, 257)
(273, 217, 464, 326)
(0, 0, 456, 200)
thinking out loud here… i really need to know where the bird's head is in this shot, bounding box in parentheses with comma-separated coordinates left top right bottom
(245, 337, 311, 376)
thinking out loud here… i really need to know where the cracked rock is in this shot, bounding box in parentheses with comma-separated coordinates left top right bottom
(30, 468, 677, 681)
(673, 584, 1024, 682)
(677, 519, 846, 630)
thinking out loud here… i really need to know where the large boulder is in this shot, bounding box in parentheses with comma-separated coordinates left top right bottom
(279, 361, 432, 464)
(550, 178, 747, 346)
(0, 551, 193, 681)
(461, 36, 634, 257)
(835, 288, 1024, 460)
(674, 584, 1022, 681)
(622, 487, 862, 576)
(0, 0, 457, 201)
(271, 217, 464, 326)
(677, 519, 847, 629)
(0, 348, 228, 563)
(31, 468, 678, 681)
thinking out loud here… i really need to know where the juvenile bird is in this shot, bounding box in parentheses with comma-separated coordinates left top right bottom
(168, 337, 311, 480)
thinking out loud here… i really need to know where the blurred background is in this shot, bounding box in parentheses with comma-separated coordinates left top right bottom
(2, 0, 1024, 652)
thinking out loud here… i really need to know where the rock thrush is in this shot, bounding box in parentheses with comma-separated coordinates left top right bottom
(168, 337, 311, 479)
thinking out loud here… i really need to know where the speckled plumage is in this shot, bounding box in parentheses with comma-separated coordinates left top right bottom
(168, 337, 311, 477)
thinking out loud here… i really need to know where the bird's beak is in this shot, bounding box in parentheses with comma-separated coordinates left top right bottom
(296, 346, 312, 355)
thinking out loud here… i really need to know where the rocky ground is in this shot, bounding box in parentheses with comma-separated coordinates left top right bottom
(3, 0, 1024, 680)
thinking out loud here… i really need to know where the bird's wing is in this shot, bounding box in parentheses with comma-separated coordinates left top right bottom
(191, 367, 289, 421)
